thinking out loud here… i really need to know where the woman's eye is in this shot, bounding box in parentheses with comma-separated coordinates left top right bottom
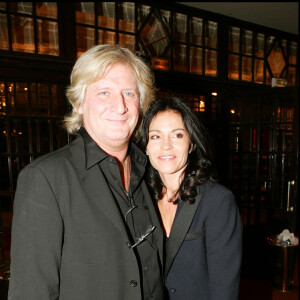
(173, 133, 183, 138)
(150, 135, 159, 140)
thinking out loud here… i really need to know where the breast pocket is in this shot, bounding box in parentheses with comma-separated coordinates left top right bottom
(184, 228, 205, 241)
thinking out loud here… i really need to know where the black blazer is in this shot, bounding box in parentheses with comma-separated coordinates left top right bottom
(165, 181, 243, 300)
(8, 133, 164, 300)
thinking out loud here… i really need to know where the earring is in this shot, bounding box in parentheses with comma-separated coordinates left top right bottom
(146, 151, 149, 156)
(189, 144, 195, 154)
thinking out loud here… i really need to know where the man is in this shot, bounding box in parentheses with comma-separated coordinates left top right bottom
(8, 45, 165, 299)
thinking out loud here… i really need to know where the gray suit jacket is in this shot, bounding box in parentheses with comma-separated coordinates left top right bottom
(8, 133, 164, 300)
(165, 181, 242, 300)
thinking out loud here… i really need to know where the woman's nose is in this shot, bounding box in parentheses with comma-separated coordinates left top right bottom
(161, 137, 172, 150)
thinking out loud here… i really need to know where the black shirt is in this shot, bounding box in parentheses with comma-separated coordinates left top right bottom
(80, 128, 164, 300)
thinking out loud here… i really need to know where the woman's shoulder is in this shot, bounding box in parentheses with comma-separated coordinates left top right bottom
(195, 181, 238, 217)
(198, 180, 233, 196)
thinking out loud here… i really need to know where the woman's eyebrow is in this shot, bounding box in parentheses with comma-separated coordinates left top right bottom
(149, 128, 186, 132)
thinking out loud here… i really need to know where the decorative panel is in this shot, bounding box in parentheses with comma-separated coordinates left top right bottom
(118, 2, 135, 32)
(97, 2, 115, 29)
(174, 43, 187, 72)
(37, 20, 59, 55)
(173, 12, 187, 42)
(0, 13, 9, 50)
(75, 2, 95, 25)
(140, 10, 170, 58)
(267, 39, 286, 78)
(11, 16, 35, 53)
(190, 17, 203, 45)
(190, 46, 203, 74)
(205, 49, 217, 76)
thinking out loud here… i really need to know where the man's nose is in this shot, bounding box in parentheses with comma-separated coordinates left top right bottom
(110, 94, 127, 114)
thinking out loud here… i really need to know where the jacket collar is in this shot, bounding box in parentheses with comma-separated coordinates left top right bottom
(165, 183, 211, 276)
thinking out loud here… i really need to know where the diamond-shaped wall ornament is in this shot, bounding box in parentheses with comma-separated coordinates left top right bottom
(267, 40, 286, 78)
(140, 10, 170, 57)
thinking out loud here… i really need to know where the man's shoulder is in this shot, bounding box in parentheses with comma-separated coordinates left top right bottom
(25, 135, 84, 171)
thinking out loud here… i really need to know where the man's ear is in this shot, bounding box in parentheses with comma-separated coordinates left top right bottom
(77, 104, 83, 114)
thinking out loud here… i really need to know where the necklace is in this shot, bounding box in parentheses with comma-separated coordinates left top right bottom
(124, 155, 130, 195)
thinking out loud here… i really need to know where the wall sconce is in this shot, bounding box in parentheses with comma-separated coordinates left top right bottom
(271, 78, 287, 87)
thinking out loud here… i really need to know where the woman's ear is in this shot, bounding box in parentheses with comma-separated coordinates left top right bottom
(189, 144, 194, 154)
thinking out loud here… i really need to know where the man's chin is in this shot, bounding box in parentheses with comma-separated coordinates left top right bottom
(107, 134, 131, 143)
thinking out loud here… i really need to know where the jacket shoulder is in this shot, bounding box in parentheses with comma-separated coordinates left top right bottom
(21, 135, 84, 174)
(199, 180, 233, 197)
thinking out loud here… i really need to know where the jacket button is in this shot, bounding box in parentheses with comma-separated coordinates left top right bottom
(170, 288, 176, 293)
(130, 280, 137, 287)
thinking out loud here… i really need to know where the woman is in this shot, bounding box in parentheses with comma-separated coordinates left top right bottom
(138, 97, 242, 300)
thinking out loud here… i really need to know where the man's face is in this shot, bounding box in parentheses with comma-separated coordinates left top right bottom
(78, 63, 140, 153)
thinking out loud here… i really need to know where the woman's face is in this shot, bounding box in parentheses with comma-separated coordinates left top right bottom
(146, 110, 192, 178)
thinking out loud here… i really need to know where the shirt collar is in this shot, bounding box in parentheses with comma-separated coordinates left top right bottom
(78, 127, 108, 169)
(78, 127, 147, 170)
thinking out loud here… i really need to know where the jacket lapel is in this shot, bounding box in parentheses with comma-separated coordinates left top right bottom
(70, 133, 129, 240)
(82, 166, 129, 239)
(165, 192, 204, 277)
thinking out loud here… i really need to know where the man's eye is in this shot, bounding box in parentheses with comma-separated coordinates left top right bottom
(99, 91, 108, 96)
(124, 91, 133, 97)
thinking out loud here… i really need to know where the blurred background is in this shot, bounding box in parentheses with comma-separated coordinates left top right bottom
(0, 2, 298, 299)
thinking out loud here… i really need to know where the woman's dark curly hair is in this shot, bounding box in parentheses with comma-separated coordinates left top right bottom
(137, 97, 217, 204)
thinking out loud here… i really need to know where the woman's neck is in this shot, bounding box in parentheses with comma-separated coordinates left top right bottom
(160, 173, 182, 202)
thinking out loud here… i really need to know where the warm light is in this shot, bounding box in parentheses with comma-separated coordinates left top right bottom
(271, 78, 287, 87)
(211, 92, 217, 96)
(231, 109, 235, 114)
(24, 87, 28, 91)
(199, 100, 205, 112)
(151, 58, 169, 71)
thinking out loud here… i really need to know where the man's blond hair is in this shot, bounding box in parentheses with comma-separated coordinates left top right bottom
(64, 45, 156, 135)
